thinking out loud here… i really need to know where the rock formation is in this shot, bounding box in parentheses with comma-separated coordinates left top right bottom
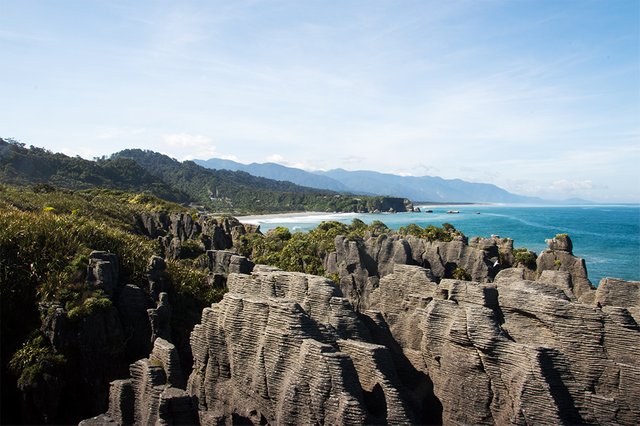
(135, 211, 256, 260)
(77, 233, 638, 426)
(365, 263, 640, 425)
(80, 338, 198, 426)
(325, 232, 597, 313)
(39, 300, 127, 423)
(148, 292, 172, 344)
(86, 250, 120, 297)
(207, 249, 255, 286)
(536, 234, 594, 301)
(595, 277, 640, 323)
(187, 270, 419, 425)
(325, 233, 515, 311)
(180, 258, 638, 425)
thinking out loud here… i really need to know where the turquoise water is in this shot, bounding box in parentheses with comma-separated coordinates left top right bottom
(243, 205, 640, 285)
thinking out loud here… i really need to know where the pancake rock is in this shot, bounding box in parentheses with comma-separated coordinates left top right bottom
(325, 233, 514, 311)
(536, 234, 595, 301)
(367, 264, 640, 425)
(326, 233, 595, 314)
(80, 338, 198, 426)
(187, 269, 417, 425)
(136, 211, 254, 260)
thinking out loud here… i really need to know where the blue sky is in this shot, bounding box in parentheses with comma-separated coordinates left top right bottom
(1, 0, 638, 202)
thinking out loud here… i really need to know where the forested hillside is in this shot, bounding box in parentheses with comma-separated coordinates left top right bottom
(0, 138, 186, 202)
(0, 139, 412, 214)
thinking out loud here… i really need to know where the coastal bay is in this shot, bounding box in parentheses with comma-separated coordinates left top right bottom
(240, 204, 640, 285)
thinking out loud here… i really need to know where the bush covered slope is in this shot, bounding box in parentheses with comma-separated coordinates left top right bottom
(0, 139, 413, 214)
(0, 185, 222, 424)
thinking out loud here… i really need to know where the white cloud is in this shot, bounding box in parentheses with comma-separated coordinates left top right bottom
(550, 179, 594, 192)
(265, 154, 322, 171)
(266, 154, 286, 164)
(162, 133, 237, 161)
(163, 133, 211, 147)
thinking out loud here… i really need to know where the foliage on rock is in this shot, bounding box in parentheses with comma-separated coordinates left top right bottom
(242, 219, 393, 277)
(398, 222, 464, 242)
(8, 334, 66, 388)
(452, 267, 472, 281)
(66, 292, 113, 321)
(513, 248, 537, 269)
(0, 184, 217, 422)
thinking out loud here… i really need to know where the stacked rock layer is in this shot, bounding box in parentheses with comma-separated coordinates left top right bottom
(188, 269, 418, 425)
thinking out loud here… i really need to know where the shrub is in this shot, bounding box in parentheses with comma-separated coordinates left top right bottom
(179, 239, 205, 259)
(368, 220, 390, 236)
(9, 335, 66, 388)
(399, 223, 424, 237)
(398, 223, 464, 242)
(452, 267, 472, 281)
(326, 273, 340, 284)
(166, 260, 224, 306)
(513, 248, 537, 269)
(66, 293, 112, 321)
(277, 232, 324, 275)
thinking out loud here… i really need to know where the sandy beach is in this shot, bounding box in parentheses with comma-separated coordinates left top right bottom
(236, 211, 358, 224)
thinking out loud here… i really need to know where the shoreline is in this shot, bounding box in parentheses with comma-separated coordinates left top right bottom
(234, 204, 489, 224)
(236, 211, 355, 224)
(234, 203, 488, 223)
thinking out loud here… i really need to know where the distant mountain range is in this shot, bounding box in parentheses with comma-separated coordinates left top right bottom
(195, 158, 351, 192)
(195, 158, 543, 203)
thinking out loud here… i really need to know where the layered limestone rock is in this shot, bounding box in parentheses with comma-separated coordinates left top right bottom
(39, 302, 127, 422)
(325, 233, 508, 311)
(79, 253, 639, 425)
(536, 234, 595, 301)
(325, 232, 595, 313)
(80, 338, 198, 426)
(86, 251, 120, 297)
(205, 249, 255, 288)
(136, 211, 256, 260)
(366, 264, 640, 425)
(595, 277, 640, 323)
(148, 292, 172, 344)
(187, 270, 416, 425)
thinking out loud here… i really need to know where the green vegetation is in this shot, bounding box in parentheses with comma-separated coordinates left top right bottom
(398, 222, 465, 242)
(66, 292, 113, 321)
(9, 334, 66, 388)
(241, 220, 469, 278)
(0, 139, 185, 202)
(166, 259, 226, 358)
(513, 248, 537, 269)
(0, 139, 413, 214)
(244, 219, 383, 277)
(554, 259, 562, 267)
(115, 148, 412, 214)
(452, 267, 472, 281)
(0, 184, 186, 233)
(0, 184, 222, 409)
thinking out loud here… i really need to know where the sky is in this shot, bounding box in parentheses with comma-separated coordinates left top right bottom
(1, 0, 639, 202)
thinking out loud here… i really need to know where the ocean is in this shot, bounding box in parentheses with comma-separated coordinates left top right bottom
(240, 204, 640, 285)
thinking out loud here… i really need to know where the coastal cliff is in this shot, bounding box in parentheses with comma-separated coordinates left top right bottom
(86, 260, 639, 425)
(2, 187, 637, 425)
